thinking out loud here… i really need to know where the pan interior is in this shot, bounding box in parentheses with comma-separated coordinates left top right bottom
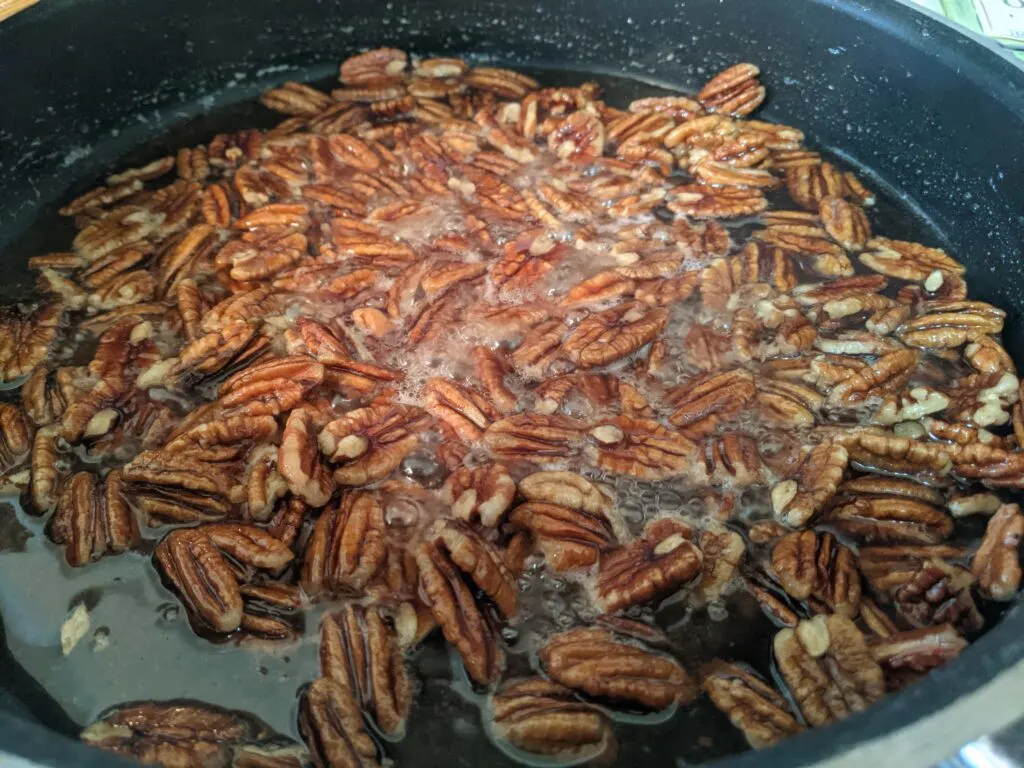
(0, 63, 1005, 768)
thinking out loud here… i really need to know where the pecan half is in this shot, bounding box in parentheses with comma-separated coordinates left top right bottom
(440, 463, 516, 527)
(771, 442, 848, 527)
(771, 530, 861, 617)
(483, 413, 587, 464)
(563, 303, 668, 368)
(299, 677, 381, 768)
(123, 449, 236, 525)
(279, 407, 335, 507)
(773, 614, 885, 727)
(972, 503, 1024, 601)
(540, 627, 695, 710)
(489, 678, 614, 762)
(320, 404, 430, 485)
(0, 303, 64, 383)
(301, 491, 386, 597)
(320, 604, 411, 737)
(48, 470, 138, 567)
(703, 661, 804, 748)
(586, 416, 695, 481)
(596, 518, 703, 612)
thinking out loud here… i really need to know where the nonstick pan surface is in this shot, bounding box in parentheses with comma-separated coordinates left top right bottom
(2, 0, 1024, 766)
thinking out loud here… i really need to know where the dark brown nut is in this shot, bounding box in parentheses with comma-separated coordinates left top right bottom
(122, 448, 237, 525)
(596, 518, 703, 613)
(320, 604, 411, 737)
(483, 413, 587, 464)
(488, 678, 614, 762)
(755, 378, 824, 428)
(415, 537, 505, 686)
(540, 627, 695, 710)
(30, 425, 64, 513)
(870, 624, 967, 675)
(279, 408, 334, 507)
(562, 303, 668, 369)
(48, 470, 138, 567)
(585, 416, 696, 481)
(301, 491, 386, 597)
(819, 196, 871, 250)
(0, 303, 64, 383)
(423, 377, 500, 441)
(972, 503, 1024, 601)
(237, 582, 303, 641)
(859, 237, 965, 282)
(22, 366, 83, 426)
(319, 404, 430, 485)
(472, 346, 519, 414)
(82, 700, 289, 768)
(219, 355, 325, 410)
(165, 413, 279, 454)
(771, 442, 848, 527)
(770, 530, 861, 618)
(826, 492, 954, 545)
(665, 368, 756, 438)
(0, 403, 33, 475)
(156, 524, 293, 635)
(668, 184, 768, 219)
(702, 661, 804, 749)
(773, 614, 885, 727)
(440, 463, 516, 527)
(299, 677, 381, 768)
(858, 546, 983, 633)
(897, 300, 1005, 350)
(425, 519, 518, 619)
(694, 433, 766, 487)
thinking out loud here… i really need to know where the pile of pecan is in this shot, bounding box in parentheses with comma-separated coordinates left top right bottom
(3, 47, 1022, 767)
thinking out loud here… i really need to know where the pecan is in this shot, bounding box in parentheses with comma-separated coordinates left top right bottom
(488, 678, 613, 762)
(858, 546, 983, 632)
(320, 604, 411, 737)
(819, 196, 870, 250)
(702, 661, 804, 748)
(415, 536, 505, 685)
(510, 471, 623, 572)
(0, 303, 64, 383)
(897, 300, 1004, 350)
(786, 162, 847, 210)
(472, 346, 518, 413)
(483, 413, 587, 464)
(771, 442, 848, 527)
(48, 470, 137, 567)
(859, 237, 965, 282)
(596, 518, 702, 612)
(424, 519, 518, 618)
(30, 425, 65, 513)
(299, 677, 381, 768)
(540, 627, 695, 710)
(535, 373, 650, 419)
(548, 112, 606, 162)
(423, 377, 499, 441)
(562, 303, 668, 368)
(870, 624, 967, 679)
(279, 407, 334, 507)
(665, 368, 756, 437)
(826, 479, 954, 545)
(770, 530, 861, 617)
(773, 614, 885, 727)
(320, 404, 430, 485)
(82, 700, 291, 768)
(155, 524, 293, 634)
(0, 404, 32, 476)
(668, 184, 768, 219)
(440, 463, 516, 527)
(22, 365, 83, 426)
(466, 67, 539, 98)
(972, 503, 1023, 601)
(259, 82, 333, 116)
(301, 491, 386, 596)
(586, 416, 695, 481)
(754, 223, 853, 277)
(696, 524, 746, 601)
(699, 63, 765, 116)
(825, 348, 919, 408)
(123, 449, 237, 524)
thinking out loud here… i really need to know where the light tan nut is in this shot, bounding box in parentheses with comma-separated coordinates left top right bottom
(440, 463, 516, 527)
(703, 661, 804, 749)
(771, 442, 848, 527)
(771, 530, 861, 617)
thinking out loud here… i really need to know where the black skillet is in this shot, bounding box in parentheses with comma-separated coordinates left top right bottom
(1, 0, 1024, 765)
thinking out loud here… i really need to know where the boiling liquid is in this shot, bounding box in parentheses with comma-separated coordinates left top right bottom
(0, 69, 964, 767)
